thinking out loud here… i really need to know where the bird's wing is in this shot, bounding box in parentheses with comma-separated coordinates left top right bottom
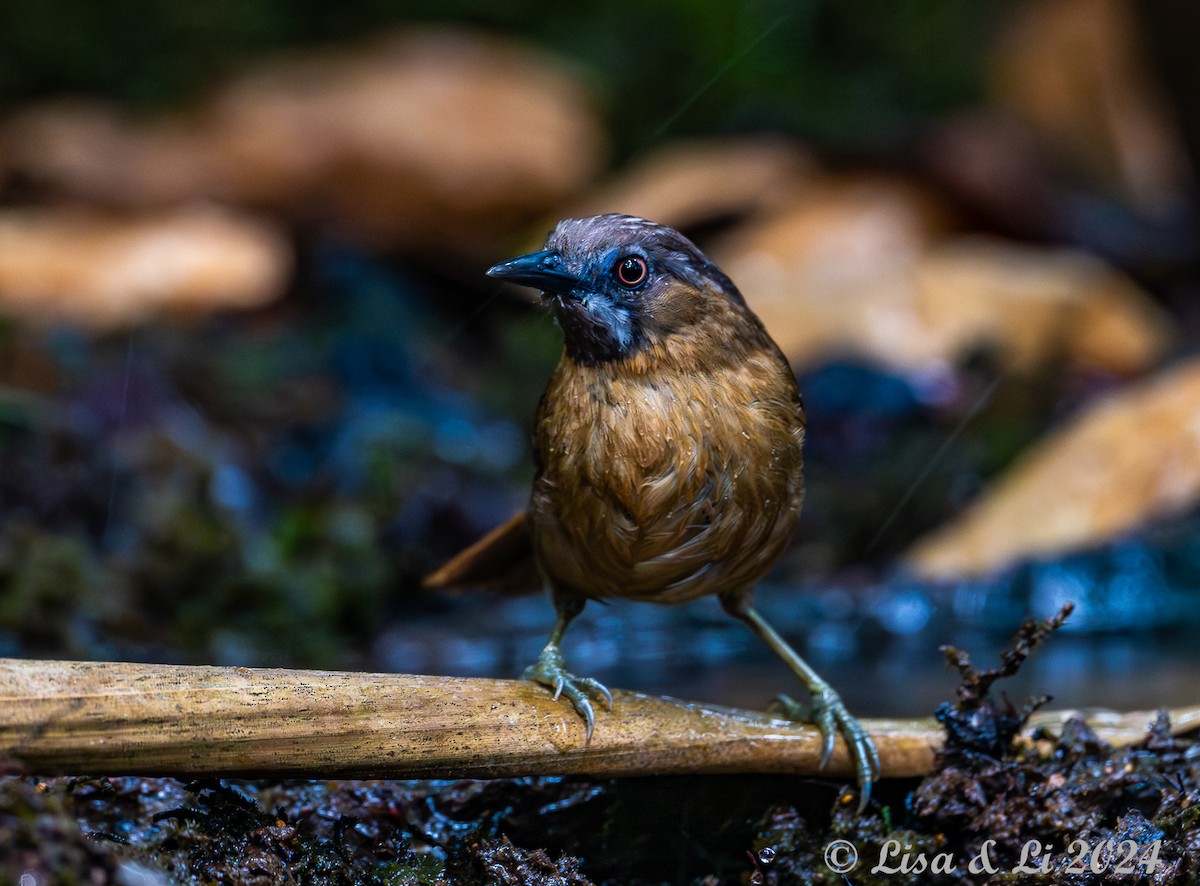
(422, 509, 537, 593)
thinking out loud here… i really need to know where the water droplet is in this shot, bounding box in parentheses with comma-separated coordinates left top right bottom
(758, 846, 776, 864)
(749, 872, 764, 886)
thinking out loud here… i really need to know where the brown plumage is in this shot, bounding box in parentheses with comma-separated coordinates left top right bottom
(428, 214, 878, 806)
(530, 269, 803, 607)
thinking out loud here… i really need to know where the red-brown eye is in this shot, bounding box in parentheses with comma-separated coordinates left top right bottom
(614, 255, 648, 288)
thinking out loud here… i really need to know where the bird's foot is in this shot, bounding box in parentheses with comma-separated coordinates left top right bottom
(770, 689, 881, 812)
(522, 645, 612, 741)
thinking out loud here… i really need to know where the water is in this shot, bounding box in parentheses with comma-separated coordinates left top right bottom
(392, 533, 1200, 722)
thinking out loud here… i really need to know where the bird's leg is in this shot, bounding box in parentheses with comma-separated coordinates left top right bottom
(522, 593, 612, 741)
(722, 596, 880, 811)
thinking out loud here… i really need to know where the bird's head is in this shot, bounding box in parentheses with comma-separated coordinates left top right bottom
(487, 214, 746, 366)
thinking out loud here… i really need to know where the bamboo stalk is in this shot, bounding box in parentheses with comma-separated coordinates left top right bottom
(0, 658, 1195, 780)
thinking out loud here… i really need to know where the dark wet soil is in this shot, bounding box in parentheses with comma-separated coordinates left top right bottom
(4, 606, 1198, 885)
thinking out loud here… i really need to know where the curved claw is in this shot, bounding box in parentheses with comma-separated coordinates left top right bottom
(816, 708, 836, 771)
(772, 688, 880, 813)
(522, 647, 612, 742)
(556, 678, 599, 740)
(581, 676, 614, 708)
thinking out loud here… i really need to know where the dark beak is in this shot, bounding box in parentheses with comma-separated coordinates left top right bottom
(486, 250, 579, 293)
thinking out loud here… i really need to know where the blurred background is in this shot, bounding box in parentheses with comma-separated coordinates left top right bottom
(1, 0, 1198, 719)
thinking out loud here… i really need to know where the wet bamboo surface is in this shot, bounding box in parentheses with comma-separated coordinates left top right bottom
(0, 658, 1196, 780)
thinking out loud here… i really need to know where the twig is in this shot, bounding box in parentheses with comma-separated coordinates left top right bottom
(0, 658, 1195, 780)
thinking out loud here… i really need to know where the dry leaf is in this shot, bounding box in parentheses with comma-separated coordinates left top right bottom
(0, 205, 291, 327)
(907, 358, 1200, 578)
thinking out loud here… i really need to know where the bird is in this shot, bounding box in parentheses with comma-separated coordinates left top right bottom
(426, 213, 880, 807)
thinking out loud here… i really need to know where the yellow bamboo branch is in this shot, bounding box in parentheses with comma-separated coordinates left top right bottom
(0, 658, 1194, 780)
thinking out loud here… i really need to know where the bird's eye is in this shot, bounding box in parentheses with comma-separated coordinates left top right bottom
(613, 255, 648, 288)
